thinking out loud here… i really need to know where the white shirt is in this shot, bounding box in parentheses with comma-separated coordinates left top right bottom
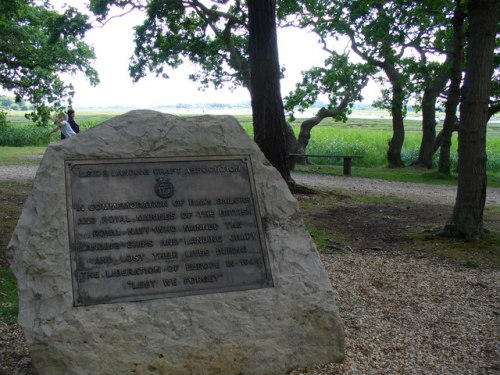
(58, 120, 76, 138)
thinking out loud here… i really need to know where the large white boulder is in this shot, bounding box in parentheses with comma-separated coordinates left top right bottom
(8, 110, 344, 374)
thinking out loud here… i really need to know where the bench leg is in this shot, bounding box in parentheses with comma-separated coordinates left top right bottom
(343, 157, 352, 176)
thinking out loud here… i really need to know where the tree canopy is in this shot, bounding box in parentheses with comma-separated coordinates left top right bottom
(90, 0, 250, 91)
(0, 0, 98, 124)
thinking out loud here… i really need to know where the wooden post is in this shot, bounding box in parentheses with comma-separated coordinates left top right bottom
(343, 157, 352, 176)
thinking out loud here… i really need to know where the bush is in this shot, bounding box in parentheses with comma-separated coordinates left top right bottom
(0, 123, 51, 146)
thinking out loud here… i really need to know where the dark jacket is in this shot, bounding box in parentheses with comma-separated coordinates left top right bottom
(61, 117, 80, 139)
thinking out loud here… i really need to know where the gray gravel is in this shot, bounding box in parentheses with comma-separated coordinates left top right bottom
(1, 165, 499, 374)
(2, 165, 499, 206)
(0, 165, 39, 182)
(292, 172, 500, 206)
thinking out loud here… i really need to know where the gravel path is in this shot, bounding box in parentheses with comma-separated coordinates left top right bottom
(292, 172, 500, 206)
(0, 165, 40, 182)
(2, 165, 499, 206)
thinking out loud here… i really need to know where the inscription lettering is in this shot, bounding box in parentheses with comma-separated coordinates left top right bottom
(196, 210, 215, 218)
(162, 278, 178, 287)
(78, 242, 120, 251)
(184, 249, 210, 258)
(153, 168, 182, 175)
(185, 261, 220, 271)
(163, 265, 179, 272)
(160, 239, 179, 247)
(183, 274, 221, 284)
(127, 240, 153, 249)
(110, 169, 149, 177)
(229, 232, 257, 241)
(184, 235, 223, 245)
(78, 217, 96, 225)
(151, 225, 176, 233)
(93, 229, 120, 237)
(219, 209, 251, 217)
(188, 198, 211, 206)
(68, 157, 272, 306)
(240, 258, 263, 267)
(216, 197, 250, 205)
(120, 254, 145, 263)
(101, 216, 134, 224)
(136, 212, 176, 221)
(184, 165, 241, 175)
(88, 200, 169, 211)
(104, 266, 161, 278)
(79, 271, 100, 281)
(153, 251, 178, 260)
(79, 170, 101, 178)
(215, 246, 247, 256)
(127, 280, 156, 289)
(90, 256, 113, 265)
(183, 223, 219, 232)
(127, 227, 150, 235)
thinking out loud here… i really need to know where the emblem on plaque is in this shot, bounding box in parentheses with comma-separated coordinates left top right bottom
(155, 178, 174, 199)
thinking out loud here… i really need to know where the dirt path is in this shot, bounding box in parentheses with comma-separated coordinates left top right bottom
(1, 165, 499, 206)
(292, 172, 500, 206)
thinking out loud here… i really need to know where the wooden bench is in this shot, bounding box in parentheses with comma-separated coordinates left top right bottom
(289, 154, 363, 176)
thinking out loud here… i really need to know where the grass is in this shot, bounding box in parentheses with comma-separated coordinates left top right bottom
(0, 267, 18, 324)
(415, 230, 500, 268)
(0, 146, 46, 165)
(0, 181, 32, 325)
(295, 164, 500, 188)
(2, 109, 499, 171)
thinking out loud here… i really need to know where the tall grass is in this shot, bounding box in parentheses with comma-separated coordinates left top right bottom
(1, 111, 499, 174)
(300, 126, 464, 169)
(0, 120, 105, 146)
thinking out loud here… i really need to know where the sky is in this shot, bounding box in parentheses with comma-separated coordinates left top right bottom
(42, 1, 379, 109)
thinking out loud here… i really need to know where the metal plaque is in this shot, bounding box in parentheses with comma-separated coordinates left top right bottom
(65, 156, 273, 306)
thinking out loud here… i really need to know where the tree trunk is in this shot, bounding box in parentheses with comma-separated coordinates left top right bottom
(414, 88, 437, 168)
(247, 0, 291, 184)
(435, 118, 458, 174)
(443, 0, 498, 239)
(437, 0, 465, 175)
(387, 81, 405, 167)
(293, 97, 351, 166)
(414, 64, 454, 169)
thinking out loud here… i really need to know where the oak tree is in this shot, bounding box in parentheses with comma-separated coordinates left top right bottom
(248, 0, 291, 182)
(0, 0, 98, 125)
(443, 0, 499, 239)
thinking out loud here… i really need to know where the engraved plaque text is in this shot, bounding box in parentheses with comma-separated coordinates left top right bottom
(65, 156, 273, 306)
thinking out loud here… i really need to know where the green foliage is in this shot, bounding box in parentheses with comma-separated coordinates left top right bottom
(91, 0, 250, 91)
(0, 267, 18, 324)
(0, 110, 7, 128)
(0, 146, 46, 165)
(0, 123, 52, 147)
(0, 0, 99, 125)
(307, 228, 332, 252)
(284, 53, 376, 121)
(2, 110, 499, 177)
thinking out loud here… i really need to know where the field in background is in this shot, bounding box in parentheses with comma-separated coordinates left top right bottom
(1, 109, 499, 175)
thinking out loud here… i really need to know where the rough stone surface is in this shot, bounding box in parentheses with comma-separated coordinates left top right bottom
(7, 110, 344, 375)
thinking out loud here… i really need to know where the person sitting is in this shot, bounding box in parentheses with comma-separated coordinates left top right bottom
(62, 109, 80, 139)
(49, 112, 77, 139)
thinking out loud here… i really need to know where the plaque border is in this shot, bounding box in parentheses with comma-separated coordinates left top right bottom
(64, 155, 274, 306)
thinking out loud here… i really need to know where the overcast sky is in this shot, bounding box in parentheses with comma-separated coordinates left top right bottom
(35, 1, 380, 109)
(68, 9, 332, 108)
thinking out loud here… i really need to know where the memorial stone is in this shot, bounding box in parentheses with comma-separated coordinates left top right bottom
(8, 110, 344, 375)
